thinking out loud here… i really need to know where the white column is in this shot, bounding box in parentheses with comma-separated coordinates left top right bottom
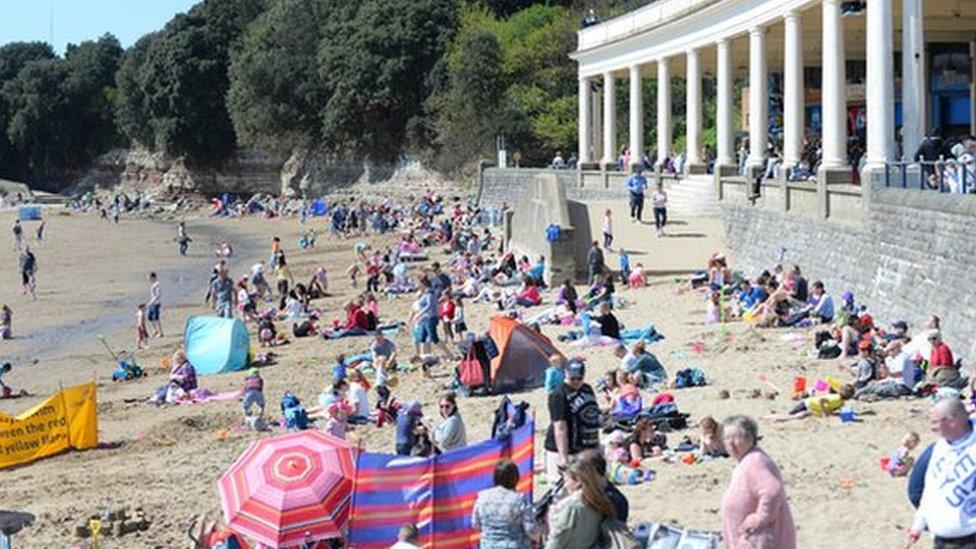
(716, 38, 734, 167)
(686, 48, 702, 168)
(578, 76, 592, 165)
(782, 10, 804, 168)
(657, 57, 672, 167)
(602, 72, 617, 166)
(592, 86, 603, 163)
(864, 0, 895, 171)
(901, 0, 925, 159)
(629, 64, 644, 168)
(821, 0, 847, 170)
(746, 26, 768, 170)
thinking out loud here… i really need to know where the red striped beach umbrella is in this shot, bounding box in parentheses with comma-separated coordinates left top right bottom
(218, 430, 357, 548)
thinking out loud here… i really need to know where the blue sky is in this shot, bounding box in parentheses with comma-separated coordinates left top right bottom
(0, 1, 199, 55)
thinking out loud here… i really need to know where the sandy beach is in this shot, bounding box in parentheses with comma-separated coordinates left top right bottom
(0, 200, 930, 548)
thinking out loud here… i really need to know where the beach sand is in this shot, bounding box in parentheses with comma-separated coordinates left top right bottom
(0, 200, 926, 547)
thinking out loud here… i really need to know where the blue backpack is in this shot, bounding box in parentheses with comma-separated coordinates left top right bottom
(545, 223, 561, 242)
(281, 392, 309, 430)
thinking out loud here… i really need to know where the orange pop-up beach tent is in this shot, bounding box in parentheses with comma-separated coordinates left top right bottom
(487, 316, 565, 391)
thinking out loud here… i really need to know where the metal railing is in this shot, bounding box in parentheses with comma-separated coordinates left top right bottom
(884, 159, 976, 194)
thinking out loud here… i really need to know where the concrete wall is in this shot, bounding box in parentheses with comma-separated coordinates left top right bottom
(721, 184, 976, 360)
(506, 174, 591, 283)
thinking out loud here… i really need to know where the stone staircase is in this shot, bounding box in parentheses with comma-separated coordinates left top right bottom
(657, 174, 721, 217)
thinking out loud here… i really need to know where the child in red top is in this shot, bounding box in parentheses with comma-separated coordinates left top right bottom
(439, 293, 457, 342)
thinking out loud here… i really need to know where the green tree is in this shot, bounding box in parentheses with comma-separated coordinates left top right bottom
(114, 0, 266, 164)
(0, 42, 55, 181)
(228, 0, 339, 153)
(317, 0, 457, 160)
(2, 35, 122, 180)
(428, 29, 506, 172)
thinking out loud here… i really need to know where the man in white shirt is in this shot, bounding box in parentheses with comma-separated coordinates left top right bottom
(907, 398, 976, 547)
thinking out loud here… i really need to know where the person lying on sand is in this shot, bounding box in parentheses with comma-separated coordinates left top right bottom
(764, 383, 855, 421)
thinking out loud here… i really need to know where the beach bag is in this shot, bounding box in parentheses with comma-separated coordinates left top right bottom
(817, 340, 842, 359)
(674, 368, 707, 388)
(593, 517, 643, 549)
(459, 349, 486, 387)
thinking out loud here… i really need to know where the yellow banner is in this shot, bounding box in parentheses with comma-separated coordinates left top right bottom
(0, 382, 98, 469)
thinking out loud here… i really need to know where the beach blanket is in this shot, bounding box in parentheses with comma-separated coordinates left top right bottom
(176, 389, 241, 406)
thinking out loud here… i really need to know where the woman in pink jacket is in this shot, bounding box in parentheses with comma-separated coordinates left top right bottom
(720, 415, 796, 549)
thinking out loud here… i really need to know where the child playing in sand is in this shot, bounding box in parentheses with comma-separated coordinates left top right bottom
(705, 291, 723, 325)
(258, 316, 277, 347)
(886, 431, 920, 477)
(135, 304, 149, 350)
(765, 383, 856, 421)
(698, 416, 728, 458)
(605, 431, 655, 484)
(347, 263, 361, 288)
(618, 249, 630, 285)
(627, 263, 646, 288)
(241, 368, 265, 419)
(330, 354, 348, 381)
(325, 400, 354, 439)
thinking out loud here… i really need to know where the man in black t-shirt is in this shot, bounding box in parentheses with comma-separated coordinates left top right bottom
(544, 360, 601, 483)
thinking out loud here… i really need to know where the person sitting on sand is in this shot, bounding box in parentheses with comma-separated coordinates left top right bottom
(587, 273, 616, 308)
(627, 418, 668, 461)
(765, 383, 855, 421)
(886, 432, 920, 477)
(250, 263, 271, 299)
(604, 431, 654, 485)
(615, 341, 667, 387)
(556, 279, 579, 315)
(593, 302, 621, 340)
(308, 266, 329, 298)
(849, 340, 878, 390)
(627, 262, 646, 289)
(698, 416, 729, 458)
(927, 330, 961, 387)
(855, 340, 920, 400)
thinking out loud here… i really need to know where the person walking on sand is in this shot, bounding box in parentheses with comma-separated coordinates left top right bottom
(19, 245, 36, 300)
(602, 208, 613, 250)
(176, 221, 191, 256)
(35, 220, 45, 243)
(652, 182, 668, 237)
(11, 219, 23, 251)
(147, 272, 163, 338)
(626, 166, 647, 222)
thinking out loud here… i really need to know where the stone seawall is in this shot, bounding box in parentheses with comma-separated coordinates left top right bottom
(721, 185, 976, 360)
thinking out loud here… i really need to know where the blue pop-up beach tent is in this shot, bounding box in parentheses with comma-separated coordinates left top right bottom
(183, 316, 250, 375)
